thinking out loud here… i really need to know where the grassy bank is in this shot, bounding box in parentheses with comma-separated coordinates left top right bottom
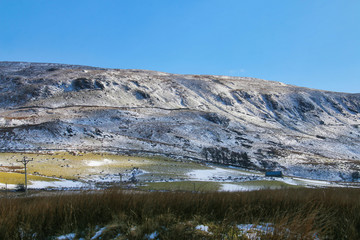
(0, 188, 359, 239)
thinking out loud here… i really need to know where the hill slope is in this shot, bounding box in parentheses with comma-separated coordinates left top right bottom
(1, 61, 360, 181)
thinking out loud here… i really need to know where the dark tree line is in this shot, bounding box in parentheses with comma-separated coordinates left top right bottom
(201, 147, 256, 169)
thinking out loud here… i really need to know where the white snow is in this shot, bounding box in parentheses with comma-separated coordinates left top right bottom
(195, 225, 210, 232)
(237, 223, 274, 239)
(187, 167, 258, 181)
(86, 160, 103, 167)
(56, 233, 76, 240)
(29, 179, 85, 189)
(221, 183, 260, 192)
(87, 167, 146, 183)
(284, 177, 335, 187)
(145, 231, 159, 239)
(0, 179, 86, 190)
(91, 227, 106, 240)
(85, 159, 112, 167)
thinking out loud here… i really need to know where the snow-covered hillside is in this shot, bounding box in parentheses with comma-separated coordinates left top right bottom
(1, 61, 360, 181)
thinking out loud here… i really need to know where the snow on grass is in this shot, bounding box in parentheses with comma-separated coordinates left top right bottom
(85, 159, 113, 167)
(237, 223, 274, 232)
(187, 167, 257, 181)
(280, 176, 347, 188)
(221, 183, 261, 192)
(237, 223, 320, 240)
(30, 179, 85, 189)
(237, 223, 274, 239)
(88, 167, 147, 183)
(0, 178, 85, 190)
(195, 225, 210, 232)
(56, 233, 76, 240)
(291, 177, 332, 186)
(86, 160, 104, 167)
(91, 227, 106, 240)
(145, 231, 159, 239)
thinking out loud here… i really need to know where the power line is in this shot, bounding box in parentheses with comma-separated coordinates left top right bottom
(16, 156, 33, 194)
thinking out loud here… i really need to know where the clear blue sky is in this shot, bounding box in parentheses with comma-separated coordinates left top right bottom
(1, 0, 359, 93)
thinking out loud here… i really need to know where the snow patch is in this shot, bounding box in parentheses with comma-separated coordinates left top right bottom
(221, 183, 261, 192)
(30, 179, 85, 189)
(195, 225, 210, 232)
(86, 159, 112, 167)
(56, 233, 76, 240)
(0, 179, 85, 190)
(188, 167, 257, 181)
(237, 223, 274, 239)
(91, 227, 106, 240)
(145, 231, 159, 239)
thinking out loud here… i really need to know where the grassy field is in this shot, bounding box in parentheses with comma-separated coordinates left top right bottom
(138, 180, 299, 192)
(0, 152, 210, 183)
(138, 181, 222, 192)
(0, 152, 351, 192)
(231, 180, 301, 189)
(0, 188, 359, 239)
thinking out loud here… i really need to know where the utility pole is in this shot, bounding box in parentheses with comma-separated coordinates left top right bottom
(119, 173, 123, 183)
(17, 156, 33, 194)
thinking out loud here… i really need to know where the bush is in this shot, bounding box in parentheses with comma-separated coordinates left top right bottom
(15, 184, 25, 192)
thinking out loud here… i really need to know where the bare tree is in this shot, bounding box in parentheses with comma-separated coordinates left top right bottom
(16, 156, 33, 194)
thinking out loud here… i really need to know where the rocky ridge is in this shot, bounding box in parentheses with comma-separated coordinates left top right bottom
(1, 61, 360, 181)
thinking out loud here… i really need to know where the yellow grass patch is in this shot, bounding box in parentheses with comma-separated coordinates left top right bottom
(0, 172, 57, 185)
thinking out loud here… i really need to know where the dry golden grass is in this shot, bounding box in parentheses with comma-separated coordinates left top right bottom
(0, 172, 57, 185)
(0, 188, 359, 239)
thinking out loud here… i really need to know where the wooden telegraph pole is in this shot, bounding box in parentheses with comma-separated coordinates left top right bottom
(17, 156, 33, 194)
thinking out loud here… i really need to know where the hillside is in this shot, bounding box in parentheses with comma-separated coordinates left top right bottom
(0, 61, 360, 182)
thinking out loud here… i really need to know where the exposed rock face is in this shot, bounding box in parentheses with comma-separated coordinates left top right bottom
(1, 61, 360, 181)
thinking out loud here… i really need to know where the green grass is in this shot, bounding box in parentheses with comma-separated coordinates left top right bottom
(232, 180, 302, 189)
(137, 180, 299, 193)
(139, 181, 221, 192)
(0, 188, 359, 239)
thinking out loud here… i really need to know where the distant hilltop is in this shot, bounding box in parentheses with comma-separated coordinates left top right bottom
(0, 61, 360, 182)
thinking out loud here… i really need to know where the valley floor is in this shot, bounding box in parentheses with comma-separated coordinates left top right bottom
(0, 152, 359, 192)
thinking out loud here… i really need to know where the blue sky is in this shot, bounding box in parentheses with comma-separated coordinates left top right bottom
(1, 0, 359, 93)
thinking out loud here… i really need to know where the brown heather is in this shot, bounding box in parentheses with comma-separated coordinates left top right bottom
(0, 188, 359, 239)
